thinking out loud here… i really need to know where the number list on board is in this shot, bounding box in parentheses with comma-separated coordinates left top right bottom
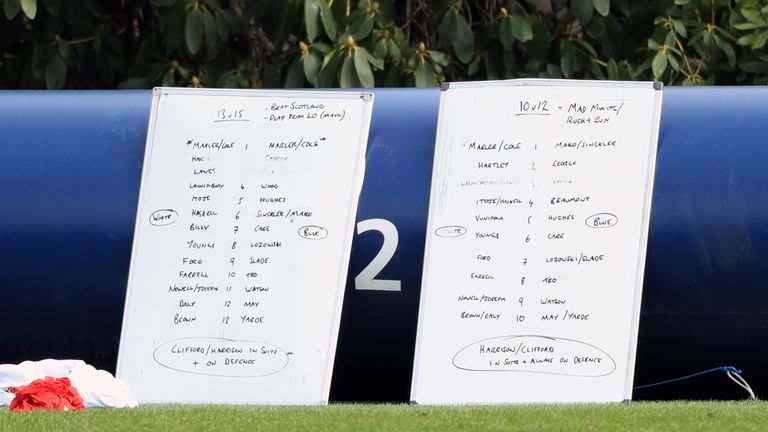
(411, 80, 662, 404)
(118, 88, 373, 405)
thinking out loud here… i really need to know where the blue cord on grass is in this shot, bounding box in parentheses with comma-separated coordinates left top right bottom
(634, 366, 742, 390)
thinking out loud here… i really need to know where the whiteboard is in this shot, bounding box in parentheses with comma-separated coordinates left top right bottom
(117, 88, 373, 405)
(411, 79, 662, 404)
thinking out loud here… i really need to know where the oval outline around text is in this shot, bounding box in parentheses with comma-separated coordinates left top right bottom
(585, 212, 618, 229)
(149, 209, 178, 226)
(435, 225, 467, 238)
(452, 335, 616, 377)
(152, 337, 290, 378)
(298, 225, 328, 240)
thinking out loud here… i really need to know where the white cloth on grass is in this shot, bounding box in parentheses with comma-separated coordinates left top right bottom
(0, 359, 138, 408)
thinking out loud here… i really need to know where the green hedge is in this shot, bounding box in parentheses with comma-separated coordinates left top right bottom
(1, 0, 767, 89)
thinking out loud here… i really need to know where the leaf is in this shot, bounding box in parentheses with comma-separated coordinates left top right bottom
(162, 69, 175, 86)
(220, 9, 242, 33)
(741, 8, 764, 24)
(353, 48, 374, 87)
(739, 61, 768, 73)
(43, 0, 63, 15)
(483, 55, 498, 80)
(303, 52, 321, 85)
(373, 39, 387, 58)
(215, 12, 229, 43)
(560, 41, 576, 78)
(574, 38, 597, 57)
(361, 47, 383, 69)
(714, 35, 736, 67)
(754, 30, 768, 49)
(594, 0, 609, 17)
(546, 63, 562, 78)
(438, 8, 457, 48)
(453, 11, 475, 64)
(414, 61, 436, 87)
(164, 14, 185, 53)
(339, 54, 360, 88)
(348, 14, 374, 40)
(45, 53, 66, 89)
(30, 45, 50, 79)
(203, 10, 218, 56)
(607, 58, 619, 80)
(57, 42, 73, 64)
(200, 0, 218, 10)
(118, 77, 150, 89)
(438, 9, 474, 63)
(510, 15, 533, 42)
(321, 48, 336, 68)
(81, 0, 100, 17)
(672, 20, 687, 37)
(217, 70, 241, 88)
(185, 10, 205, 55)
(304, 0, 320, 42)
(665, 31, 676, 47)
(4, 0, 20, 19)
(386, 38, 401, 61)
(285, 60, 305, 88)
(668, 53, 680, 71)
(571, 0, 593, 25)
(319, 50, 341, 87)
(376, 0, 395, 24)
(590, 60, 605, 79)
(734, 22, 762, 31)
(99, 25, 122, 54)
(468, 55, 480, 75)
(176, 64, 189, 79)
(527, 21, 550, 60)
(502, 48, 515, 71)
(20, 0, 36, 19)
(318, 0, 337, 40)
(427, 50, 449, 66)
(499, 16, 515, 50)
(652, 50, 667, 78)
(614, 0, 630, 17)
(737, 33, 757, 46)
(313, 42, 332, 54)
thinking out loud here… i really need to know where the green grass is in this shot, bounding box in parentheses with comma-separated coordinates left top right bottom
(0, 401, 765, 431)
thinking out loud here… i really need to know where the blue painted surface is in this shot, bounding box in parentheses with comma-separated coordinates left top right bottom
(0, 87, 766, 401)
(636, 87, 768, 399)
(331, 89, 439, 401)
(0, 91, 149, 368)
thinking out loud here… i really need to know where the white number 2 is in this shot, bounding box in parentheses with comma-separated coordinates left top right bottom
(354, 218, 401, 291)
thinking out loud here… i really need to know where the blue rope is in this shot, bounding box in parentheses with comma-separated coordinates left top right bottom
(634, 366, 742, 390)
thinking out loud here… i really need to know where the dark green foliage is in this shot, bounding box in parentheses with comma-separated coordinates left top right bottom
(1, 0, 767, 89)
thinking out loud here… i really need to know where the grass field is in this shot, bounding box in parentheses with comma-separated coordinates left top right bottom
(0, 401, 765, 431)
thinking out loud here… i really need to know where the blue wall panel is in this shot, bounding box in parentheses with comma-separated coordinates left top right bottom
(0, 91, 149, 368)
(635, 87, 768, 399)
(331, 89, 439, 401)
(0, 87, 766, 401)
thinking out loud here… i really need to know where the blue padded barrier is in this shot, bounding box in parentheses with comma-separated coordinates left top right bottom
(0, 87, 766, 401)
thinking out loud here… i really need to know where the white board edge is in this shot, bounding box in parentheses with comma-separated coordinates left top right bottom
(116, 88, 163, 380)
(622, 86, 665, 400)
(409, 87, 452, 403)
(317, 93, 375, 403)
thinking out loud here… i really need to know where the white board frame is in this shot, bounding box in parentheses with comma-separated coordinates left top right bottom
(117, 87, 373, 405)
(411, 79, 663, 404)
